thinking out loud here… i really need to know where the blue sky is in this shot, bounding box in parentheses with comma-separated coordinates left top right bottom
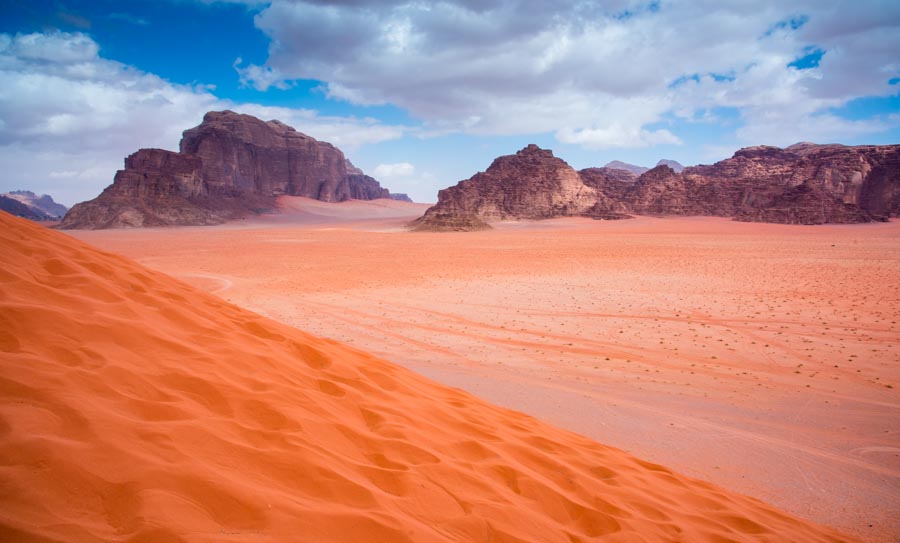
(1, 0, 898, 205)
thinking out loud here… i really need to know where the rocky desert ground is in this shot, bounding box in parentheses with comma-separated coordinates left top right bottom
(68, 197, 900, 542)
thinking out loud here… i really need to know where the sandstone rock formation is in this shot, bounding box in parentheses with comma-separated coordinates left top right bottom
(60, 111, 392, 229)
(575, 167, 635, 220)
(682, 144, 899, 224)
(341, 158, 392, 201)
(411, 145, 598, 231)
(414, 143, 900, 230)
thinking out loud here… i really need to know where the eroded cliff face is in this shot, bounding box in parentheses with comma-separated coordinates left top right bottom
(61, 111, 390, 229)
(682, 144, 896, 224)
(413, 143, 900, 231)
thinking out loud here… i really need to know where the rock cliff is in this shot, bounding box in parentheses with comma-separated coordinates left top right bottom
(60, 111, 391, 229)
(413, 143, 900, 230)
(683, 144, 898, 224)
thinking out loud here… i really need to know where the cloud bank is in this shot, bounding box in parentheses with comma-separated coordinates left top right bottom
(240, 0, 900, 147)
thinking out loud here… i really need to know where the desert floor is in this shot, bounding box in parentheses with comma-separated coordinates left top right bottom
(70, 197, 900, 541)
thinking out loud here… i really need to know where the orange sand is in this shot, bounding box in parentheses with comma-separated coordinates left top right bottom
(0, 210, 861, 542)
(59, 198, 899, 541)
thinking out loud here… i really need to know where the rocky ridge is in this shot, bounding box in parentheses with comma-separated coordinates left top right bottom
(413, 143, 900, 231)
(60, 111, 392, 229)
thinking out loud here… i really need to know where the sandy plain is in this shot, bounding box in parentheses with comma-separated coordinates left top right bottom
(67, 197, 900, 541)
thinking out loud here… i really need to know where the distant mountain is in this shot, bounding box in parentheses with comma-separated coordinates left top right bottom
(602, 160, 686, 175)
(1, 195, 47, 220)
(389, 193, 414, 203)
(602, 160, 649, 175)
(655, 159, 684, 173)
(1, 190, 68, 220)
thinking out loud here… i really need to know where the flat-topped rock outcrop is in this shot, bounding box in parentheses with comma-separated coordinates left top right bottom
(60, 111, 392, 229)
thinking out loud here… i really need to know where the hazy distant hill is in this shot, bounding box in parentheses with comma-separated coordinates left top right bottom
(1, 190, 68, 220)
(602, 159, 685, 175)
(655, 159, 684, 173)
(602, 160, 649, 175)
(1, 195, 47, 220)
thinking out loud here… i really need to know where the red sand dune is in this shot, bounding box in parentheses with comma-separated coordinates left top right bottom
(70, 197, 900, 541)
(0, 210, 860, 541)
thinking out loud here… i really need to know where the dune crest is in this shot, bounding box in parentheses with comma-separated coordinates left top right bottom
(0, 212, 855, 542)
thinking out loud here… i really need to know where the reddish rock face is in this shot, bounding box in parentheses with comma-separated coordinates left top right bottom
(414, 143, 900, 230)
(680, 144, 899, 224)
(61, 111, 390, 229)
(411, 144, 599, 231)
(179, 112, 358, 201)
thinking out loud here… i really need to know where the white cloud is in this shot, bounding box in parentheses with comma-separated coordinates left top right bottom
(2, 31, 99, 63)
(0, 31, 406, 206)
(234, 57, 293, 91)
(735, 110, 890, 146)
(225, 103, 406, 148)
(373, 162, 415, 178)
(240, 0, 900, 149)
(557, 125, 681, 149)
(0, 32, 221, 204)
